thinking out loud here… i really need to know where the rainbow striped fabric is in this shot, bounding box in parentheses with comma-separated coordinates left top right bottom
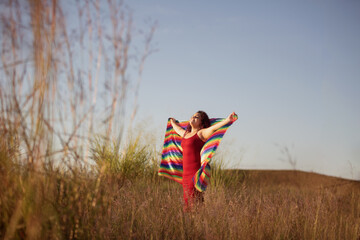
(158, 117, 237, 192)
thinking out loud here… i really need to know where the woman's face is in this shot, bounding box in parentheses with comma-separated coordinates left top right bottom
(189, 113, 202, 129)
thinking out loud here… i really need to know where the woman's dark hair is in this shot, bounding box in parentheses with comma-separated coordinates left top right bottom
(185, 110, 210, 133)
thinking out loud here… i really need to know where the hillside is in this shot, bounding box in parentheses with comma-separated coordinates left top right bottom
(225, 169, 359, 191)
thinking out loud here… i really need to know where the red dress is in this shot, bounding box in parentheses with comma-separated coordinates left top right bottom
(181, 133, 205, 207)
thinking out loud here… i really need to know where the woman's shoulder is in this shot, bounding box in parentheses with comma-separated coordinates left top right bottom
(197, 130, 207, 142)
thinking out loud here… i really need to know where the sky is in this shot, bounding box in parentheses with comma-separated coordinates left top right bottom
(125, 1, 360, 180)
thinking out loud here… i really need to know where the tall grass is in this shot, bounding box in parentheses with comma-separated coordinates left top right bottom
(0, 0, 156, 170)
(1, 138, 360, 239)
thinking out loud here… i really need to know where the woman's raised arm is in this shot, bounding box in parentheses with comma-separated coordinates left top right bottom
(170, 118, 186, 137)
(198, 112, 237, 141)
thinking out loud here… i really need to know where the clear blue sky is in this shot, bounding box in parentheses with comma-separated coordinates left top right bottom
(128, 0, 360, 180)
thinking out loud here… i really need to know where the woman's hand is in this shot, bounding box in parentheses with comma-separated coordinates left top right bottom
(226, 112, 238, 123)
(170, 118, 176, 125)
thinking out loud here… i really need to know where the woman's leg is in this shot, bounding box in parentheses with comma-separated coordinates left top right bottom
(183, 180, 203, 210)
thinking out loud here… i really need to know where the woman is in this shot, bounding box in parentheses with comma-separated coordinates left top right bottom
(170, 111, 237, 208)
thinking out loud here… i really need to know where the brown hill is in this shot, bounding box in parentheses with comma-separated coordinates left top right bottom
(226, 169, 359, 191)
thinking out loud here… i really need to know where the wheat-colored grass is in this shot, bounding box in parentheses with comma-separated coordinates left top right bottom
(1, 146, 359, 239)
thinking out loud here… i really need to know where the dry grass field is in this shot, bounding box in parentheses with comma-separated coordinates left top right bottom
(236, 169, 358, 190)
(1, 149, 359, 240)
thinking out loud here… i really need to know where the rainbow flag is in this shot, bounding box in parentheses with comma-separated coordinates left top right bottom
(158, 117, 237, 192)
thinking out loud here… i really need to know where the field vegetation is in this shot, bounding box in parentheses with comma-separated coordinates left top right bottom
(0, 0, 359, 239)
(1, 139, 360, 239)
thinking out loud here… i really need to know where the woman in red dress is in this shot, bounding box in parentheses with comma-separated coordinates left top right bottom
(170, 111, 237, 209)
